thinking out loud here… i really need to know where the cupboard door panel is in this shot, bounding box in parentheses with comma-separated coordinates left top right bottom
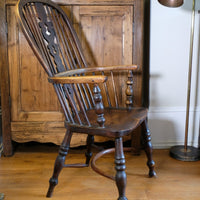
(77, 6, 132, 66)
(7, 6, 63, 122)
(74, 6, 133, 106)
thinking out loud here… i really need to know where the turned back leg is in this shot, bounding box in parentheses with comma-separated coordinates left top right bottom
(85, 135, 94, 165)
(142, 119, 156, 177)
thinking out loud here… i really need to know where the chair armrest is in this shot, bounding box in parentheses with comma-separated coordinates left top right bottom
(48, 75, 107, 84)
(49, 75, 107, 127)
(54, 65, 138, 77)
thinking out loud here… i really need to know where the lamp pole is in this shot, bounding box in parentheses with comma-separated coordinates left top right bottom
(184, 0, 195, 151)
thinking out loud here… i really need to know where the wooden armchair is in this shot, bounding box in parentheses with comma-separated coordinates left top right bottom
(16, 0, 156, 199)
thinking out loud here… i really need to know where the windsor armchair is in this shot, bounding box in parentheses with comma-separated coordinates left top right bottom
(16, 0, 156, 199)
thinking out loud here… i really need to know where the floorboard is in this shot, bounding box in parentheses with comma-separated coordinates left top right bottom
(0, 144, 200, 200)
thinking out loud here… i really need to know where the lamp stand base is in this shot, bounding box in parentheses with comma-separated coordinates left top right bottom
(170, 145, 200, 161)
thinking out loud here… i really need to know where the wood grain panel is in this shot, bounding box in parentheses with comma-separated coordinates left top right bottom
(75, 6, 133, 106)
(11, 121, 111, 146)
(0, 0, 13, 155)
(20, 36, 60, 112)
(7, 6, 63, 122)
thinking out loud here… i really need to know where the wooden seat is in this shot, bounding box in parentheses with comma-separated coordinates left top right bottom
(16, 0, 156, 199)
(70, 108, 148, 137)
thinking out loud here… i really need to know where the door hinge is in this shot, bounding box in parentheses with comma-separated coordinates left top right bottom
(5, 22, 8, 35)
(9, 96, 11, 107)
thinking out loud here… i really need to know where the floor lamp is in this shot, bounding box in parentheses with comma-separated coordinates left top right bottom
(158, 0, 200, 161)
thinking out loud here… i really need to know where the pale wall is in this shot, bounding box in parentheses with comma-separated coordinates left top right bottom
(149, 0, 200, 148)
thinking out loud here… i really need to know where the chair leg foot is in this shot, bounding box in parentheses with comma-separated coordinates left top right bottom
(115, 137, 128, 200)
(46, 129, 72, 197)
(46, 177, 58, 198)
(147, 160, 156, 177)
(142, 120, 156, 178)
(118, 197, 128, 200)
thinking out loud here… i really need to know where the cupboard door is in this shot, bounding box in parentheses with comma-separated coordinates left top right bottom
(7, 6, 66, 144)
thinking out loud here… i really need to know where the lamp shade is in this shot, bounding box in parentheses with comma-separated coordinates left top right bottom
(158, 0, 184, 7)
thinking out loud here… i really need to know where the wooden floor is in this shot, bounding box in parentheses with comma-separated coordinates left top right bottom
(0, 144, 200, 200)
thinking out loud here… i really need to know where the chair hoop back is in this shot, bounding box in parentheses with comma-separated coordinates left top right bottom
(17, 0, 97, 126)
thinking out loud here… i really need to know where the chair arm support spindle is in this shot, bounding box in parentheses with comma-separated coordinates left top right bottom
(93, 84, 105, 127)
(126, 70, 134, 109)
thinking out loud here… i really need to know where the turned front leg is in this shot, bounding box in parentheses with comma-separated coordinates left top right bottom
(115, 137, 128, 200)
(46, 129, 72, 197)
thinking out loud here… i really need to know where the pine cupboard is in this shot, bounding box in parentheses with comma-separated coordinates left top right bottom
(0, 0, 149, 156)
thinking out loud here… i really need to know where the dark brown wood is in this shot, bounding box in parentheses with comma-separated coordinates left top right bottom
(143, 0, 150, 108)
(85, 135, 94, 165)
(15, 0, 154, 199)
(115, 137, 127, 200)
(142, 119, 156, 177)
(93, 84, 105, 127)
(91, 147, 132, 181)
(126, 70, 134, 109)
(68, 108, 148, 137)
(47, 128, 73, 198)
(0, 0, 13, 156)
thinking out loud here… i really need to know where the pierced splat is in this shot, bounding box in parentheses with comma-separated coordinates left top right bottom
(35, 2, 65, 73)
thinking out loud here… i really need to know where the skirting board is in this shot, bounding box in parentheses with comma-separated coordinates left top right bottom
(148, 106, 200, 149)
(152, 141, 199, 149)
